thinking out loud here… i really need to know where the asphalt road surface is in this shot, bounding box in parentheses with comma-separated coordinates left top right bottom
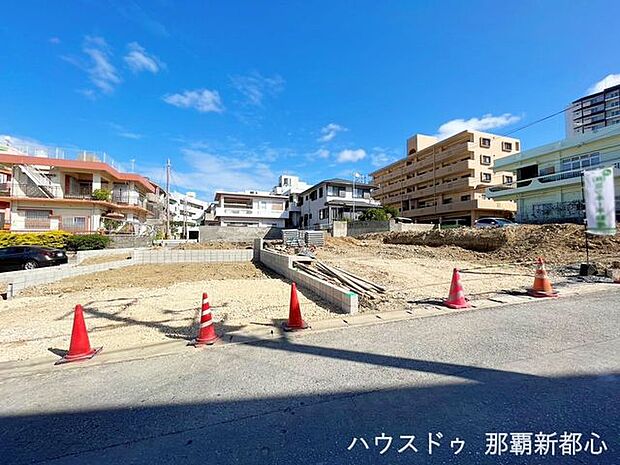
(1, 289, 618, 464)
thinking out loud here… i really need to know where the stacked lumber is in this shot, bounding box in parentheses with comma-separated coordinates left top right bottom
(294, 260, 386, 298)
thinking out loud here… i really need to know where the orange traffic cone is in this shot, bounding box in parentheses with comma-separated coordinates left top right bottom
(190, 293, 219, 346)
(527, 257, 558, 298)
(282, 282, 309, 331)
(55, 304, 102, 365)
(444, 268, 471, 309)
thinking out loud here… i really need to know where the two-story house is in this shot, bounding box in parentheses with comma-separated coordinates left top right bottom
(298, 178, 380, 229)
(0, 152, 155, 235)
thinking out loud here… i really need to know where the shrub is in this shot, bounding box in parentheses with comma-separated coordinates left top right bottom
(66, 234, 111, 251)
(0, 231, 73, 248)
(359, 208, 389, 221)
(92, 188, 111, 201)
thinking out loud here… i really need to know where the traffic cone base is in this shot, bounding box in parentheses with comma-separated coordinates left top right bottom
(444, 268, 471, 309)
(527, 288, 559, 298)
(190, 293, 219, 347)
(282, 320, 309, 332)
(283, 282, 309, 331)
(55, 346, 102, 365)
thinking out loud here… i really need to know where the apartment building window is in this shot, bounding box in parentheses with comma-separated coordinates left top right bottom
(480, 137, 491, 148)
(560, 152, 600, 172)
(318, 187, 323, 198)
(23, 209, 51, 229)
(309, 190, 317, 201)
(442, 197, 453, 205)
(503, 175, 514, 184)
(481, 172, 492, 183)
(502, 142, 513, 152)
(481, 155, 492, 165)
(460, 195, 471, 201)
(319, 208, 328, 220)
(515, 142, 520, 151)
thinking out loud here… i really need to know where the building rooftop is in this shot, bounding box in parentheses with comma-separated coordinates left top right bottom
(495, 123, 620, 170)
(299, 178, 376, 196)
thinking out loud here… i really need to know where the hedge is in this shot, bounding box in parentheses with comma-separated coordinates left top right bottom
(0, 231, 111, 250)
(0, 231, 73, 248)
(66, 234, 111, 251)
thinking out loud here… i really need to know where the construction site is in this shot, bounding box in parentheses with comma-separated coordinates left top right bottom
(1, 223, 619, 364)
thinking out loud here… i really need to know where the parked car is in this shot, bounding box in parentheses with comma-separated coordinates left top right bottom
(0, 246, 68, 272)
(474, 218, 517, 229)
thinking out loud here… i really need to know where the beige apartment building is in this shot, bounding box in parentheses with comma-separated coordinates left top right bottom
(371, 130, 519, 225)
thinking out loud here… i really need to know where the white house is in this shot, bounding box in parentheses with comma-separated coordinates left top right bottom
(169, 191, 211, 239)
(213, 190, 289, 228)
(298, 178, 380, 229)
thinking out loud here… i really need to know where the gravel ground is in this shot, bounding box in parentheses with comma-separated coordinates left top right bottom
(77, 253, 133, 267)
(0, 263, 334, 362)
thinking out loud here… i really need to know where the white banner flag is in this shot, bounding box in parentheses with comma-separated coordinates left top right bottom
(583, 167, 616, 236)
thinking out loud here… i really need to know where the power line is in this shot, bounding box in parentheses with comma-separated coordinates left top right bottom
(503, 107, 570, 136)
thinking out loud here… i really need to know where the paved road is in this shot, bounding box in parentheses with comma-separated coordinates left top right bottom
(1, 289, 618, 464)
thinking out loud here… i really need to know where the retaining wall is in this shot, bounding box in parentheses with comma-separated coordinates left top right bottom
(199, 226, 281, 242)
(108, 235, 153, 249)
(132, 249, 253, 264)
(254, 239, 358, 314)
(1, 248, 253, 299)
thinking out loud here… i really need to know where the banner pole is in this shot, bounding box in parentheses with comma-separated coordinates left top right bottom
(580, 172, 590, 265)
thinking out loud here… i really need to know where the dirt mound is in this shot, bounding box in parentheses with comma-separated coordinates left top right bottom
(378, 224, 620, 265)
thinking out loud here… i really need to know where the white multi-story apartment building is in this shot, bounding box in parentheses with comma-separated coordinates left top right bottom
(566, 83, 620, 136)
(298, 178, 380, 229)
(213, 190, 289, 228)
(0, 143, 155, 235)
(168, 191, 211, 239)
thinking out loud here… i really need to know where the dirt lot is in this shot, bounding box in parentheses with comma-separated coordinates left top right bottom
(318, 237, 556, 312)
(0, 263, 333, 362)
(2, 224, 614, 362)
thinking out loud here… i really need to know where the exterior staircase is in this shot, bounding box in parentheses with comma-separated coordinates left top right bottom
(18, 164, 55, 198)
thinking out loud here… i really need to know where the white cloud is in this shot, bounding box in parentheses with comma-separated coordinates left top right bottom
(315, 148, 330, 159)
(49, 37, 61, 45)
(435, 113, 520, 140)
(336, 148, 366, 163)
(163, 89, 224, 113)
(230, 72, 285, 106)
(369, 147, 398, 168)
(318, 123, 347, 143)
(108, 122, 143, 140)
(143, 147, 277, 197)
(81, 36, 121, 94)
(124, 42, 164, 73)
(587, 74, 620, 94)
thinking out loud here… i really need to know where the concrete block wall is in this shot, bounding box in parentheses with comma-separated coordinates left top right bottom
(199, 226, 282, 242)
(2, 260, 134, 298)
(257, 244, 358, 314)
(1, 249, 254, 299)
(132, 249, 253, 264)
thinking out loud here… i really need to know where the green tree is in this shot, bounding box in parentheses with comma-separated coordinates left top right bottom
(359, 208, 389, 221)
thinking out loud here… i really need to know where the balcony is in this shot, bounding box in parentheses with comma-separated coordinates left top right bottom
(486, 165, 620, 200)
(1, 183, 148, 209)
(215, 207, 289, 219)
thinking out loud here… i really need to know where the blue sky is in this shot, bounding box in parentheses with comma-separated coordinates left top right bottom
(1, 0, 619, 199)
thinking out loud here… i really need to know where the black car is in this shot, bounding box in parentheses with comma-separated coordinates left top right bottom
(0, 246, 69, 271)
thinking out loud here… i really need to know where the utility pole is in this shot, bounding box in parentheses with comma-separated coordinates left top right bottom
(183, 195, 188, 241)
(165, 159, 171, 239)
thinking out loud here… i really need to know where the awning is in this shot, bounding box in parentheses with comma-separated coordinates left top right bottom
(326, 200, 377, 208)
